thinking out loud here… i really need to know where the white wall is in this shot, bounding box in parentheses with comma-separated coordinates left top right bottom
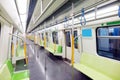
(0, 22, 13, 66)
(82, 28, 97, 55)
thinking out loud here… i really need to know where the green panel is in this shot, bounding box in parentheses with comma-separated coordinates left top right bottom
(12, 70, 29, 80)
(5, 60, 14, 76)
(74, 53, 120, 80)
(56, 45, 62, 53)
(5, 60, 29, 80)
(106, 21, 120, 26)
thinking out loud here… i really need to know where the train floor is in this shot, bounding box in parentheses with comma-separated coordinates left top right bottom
(27, 40, 92, 80)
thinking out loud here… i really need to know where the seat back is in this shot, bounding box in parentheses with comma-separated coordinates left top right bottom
(80, 53, 120, 80)
(0, 64, 11, 80)
(41, 40, 44, 46)
(56, 45, 62, 53)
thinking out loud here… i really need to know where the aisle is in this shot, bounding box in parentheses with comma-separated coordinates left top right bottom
(27, 40, 91, 80)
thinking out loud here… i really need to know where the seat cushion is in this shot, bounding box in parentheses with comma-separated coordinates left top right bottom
(12, 70, 29, 80)
(74, 53, 120, 80)
(80, 53, 120, 80)
(0, 64, 12, 80)
(74, 63, 112, 80)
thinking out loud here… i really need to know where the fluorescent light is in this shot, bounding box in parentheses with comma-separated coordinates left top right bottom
(16, 0, 27, 14)
(16, 0, 28, 33)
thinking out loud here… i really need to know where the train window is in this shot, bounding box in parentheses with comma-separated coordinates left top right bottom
(97, 26, 120, 60)
(42, 33, 44, 40)
(65, 31, 71, 47)
(74, 30, 78, 49)
(52, 31, 58, 44)
(39, 33, 41, 39)
(46, 32, 49, 42)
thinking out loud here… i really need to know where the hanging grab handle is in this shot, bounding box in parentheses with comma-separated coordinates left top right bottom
(80, 8, 86, 26)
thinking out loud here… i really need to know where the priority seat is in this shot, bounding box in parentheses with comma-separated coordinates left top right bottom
(0, 60, 29, 80)
(74, 53, 120, 80)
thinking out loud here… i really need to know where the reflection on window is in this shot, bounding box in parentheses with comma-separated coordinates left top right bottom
(97, 28, 109, 36)
(74, 30, 78, 49)
(65, 31, 71, 47)
(97, 26, 120, 60)
(52, 32, 58, 44)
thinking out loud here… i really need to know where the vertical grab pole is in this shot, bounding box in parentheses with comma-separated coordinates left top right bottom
(34, 34, 36, 44)
(44, 33, 46, 48)
(24, 41, 28, 64)
(71, 3, 74, 66)
(40, 34, 41, 46)
(12, 43, 14, 57)
(71, 34, 74, 66)
(44, 22, 46, 48)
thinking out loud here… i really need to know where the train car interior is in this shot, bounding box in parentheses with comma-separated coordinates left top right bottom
(0, 0, 120, 80)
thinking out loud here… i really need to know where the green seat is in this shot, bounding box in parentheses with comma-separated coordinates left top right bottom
(12, 71, 29, 80)
(46, 43, 62, 56)
(40, 40, 44, 47)
(74, 53, 120, 80)
(46, 43, 54, 53)
(0, 60, 29, 80)
(0, 64, 11, 80)
(6, 60, 14, 75)
(55, 45, 62, 53)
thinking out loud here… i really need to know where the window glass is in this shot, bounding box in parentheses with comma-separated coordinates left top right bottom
(46, 33, 49, 42)
(97, 27, 120, 36)
(65, 31, 71, 47)
(39, 33, 41, 39)
(108, 27, 120, 36)
(42, 33, 44, 40)
(97, 26, 120, 60)
(74, 30, 78, 48)
(97, 28, 109, 36)
(52, 32, 58, 44)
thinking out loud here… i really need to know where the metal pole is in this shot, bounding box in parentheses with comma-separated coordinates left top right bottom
(71, 3, 75, 66)
(24, 41, 28, 64)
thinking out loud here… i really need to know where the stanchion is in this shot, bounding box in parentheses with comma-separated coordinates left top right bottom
(24, 42, 28, 64)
